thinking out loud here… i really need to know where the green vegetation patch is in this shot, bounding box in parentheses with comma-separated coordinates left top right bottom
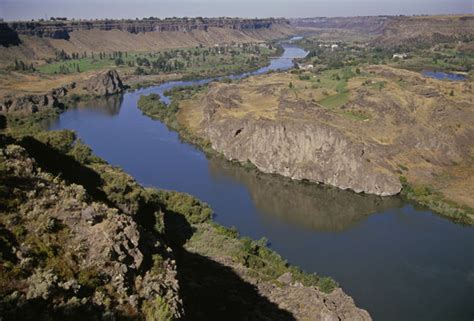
(318, 91, 350, 109)
(137, 87, 214, 154)
(400, 176, 473, 225)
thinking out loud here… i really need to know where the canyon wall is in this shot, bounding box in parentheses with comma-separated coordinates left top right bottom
(0, 18, 295, 65)
(5, 18, 290, 40)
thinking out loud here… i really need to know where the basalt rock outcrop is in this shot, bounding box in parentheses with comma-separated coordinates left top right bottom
(0, 85, 71, 114)
(83, 69, 125, 96)
(206, 116, 401, 196)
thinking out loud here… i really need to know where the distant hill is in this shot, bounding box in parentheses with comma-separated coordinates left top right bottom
(374, 15, 474, 47)
(290, 16, 390, 35)
(290, 15, 474, 47)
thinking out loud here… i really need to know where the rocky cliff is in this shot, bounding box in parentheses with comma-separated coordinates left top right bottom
(205, 117, 401, 196)
(4, 18, 290, 40)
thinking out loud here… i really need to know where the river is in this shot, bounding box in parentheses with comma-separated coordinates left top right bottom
(48, 40, 474, 321)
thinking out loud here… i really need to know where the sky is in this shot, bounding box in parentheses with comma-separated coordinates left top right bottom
(0, 0, 472, 21)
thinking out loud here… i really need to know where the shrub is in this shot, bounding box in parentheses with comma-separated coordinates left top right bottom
(317, 277, 339, 293)
(298, 74, 311, 81)
(34, 130, 76, 153)
(143, 297, 174, 321)
(78, 267, 102, 289)
(157, 190, 212, 224)
(69, 139, 93, 164)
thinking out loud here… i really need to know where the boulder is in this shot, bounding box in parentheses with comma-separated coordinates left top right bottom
(84, 69, 125, 96)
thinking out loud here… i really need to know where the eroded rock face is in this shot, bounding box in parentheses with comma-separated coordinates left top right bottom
(84, 69, 125, 96)
(206, 117, 401, 196)
(0, 86, 70, 114)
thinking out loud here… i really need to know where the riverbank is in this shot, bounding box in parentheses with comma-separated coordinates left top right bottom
(0, 123, 371, 320)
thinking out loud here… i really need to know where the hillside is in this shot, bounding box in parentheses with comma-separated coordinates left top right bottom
(150, 65, 473, 223)
(0, 18, 294, 65)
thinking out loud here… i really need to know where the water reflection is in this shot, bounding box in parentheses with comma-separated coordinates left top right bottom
(73, 94, 124, 116)
(208, 157, 404, 232)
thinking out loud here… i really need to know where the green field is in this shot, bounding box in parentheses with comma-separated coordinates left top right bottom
(36, 45, 277, 78)
(36, 57, 117, 74)
(318, 90, 349, 109)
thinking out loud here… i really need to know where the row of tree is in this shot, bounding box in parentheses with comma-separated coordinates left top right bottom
(12, 60, 35, 72)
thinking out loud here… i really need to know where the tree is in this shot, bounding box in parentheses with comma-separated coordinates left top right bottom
(115, 57, 124, 66)
(288, 82, 293, 89)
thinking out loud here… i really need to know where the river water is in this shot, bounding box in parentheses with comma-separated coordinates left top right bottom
(48, 41, 474, 321)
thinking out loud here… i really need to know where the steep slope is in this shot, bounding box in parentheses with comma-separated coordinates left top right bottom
(0, 18, 295, 65)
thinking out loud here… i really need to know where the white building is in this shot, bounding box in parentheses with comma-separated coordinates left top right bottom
(393, 53, 408, 59)
(298, 64, 314, 70)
